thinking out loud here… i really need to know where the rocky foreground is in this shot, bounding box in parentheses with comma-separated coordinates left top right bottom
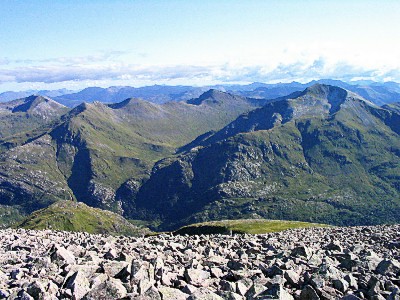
(0, 225, 399, 300)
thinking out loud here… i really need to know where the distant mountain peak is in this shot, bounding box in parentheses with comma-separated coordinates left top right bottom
(106, 97, 170, 120)
(187, 89, 224, 105)
(66, 102, 89, 117)
(9, 95, 67, 119)
(295, 84, 349, 114)
(199, 88, 225, 98)
(301, 83, 378, 110)
(187, 89, 246, 106)
(108, 97, 149, 110)
(301, 83, 347, 97)
(11, 95, 50, 112)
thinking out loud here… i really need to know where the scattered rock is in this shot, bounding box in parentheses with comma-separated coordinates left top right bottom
(0, 225, 398, 299)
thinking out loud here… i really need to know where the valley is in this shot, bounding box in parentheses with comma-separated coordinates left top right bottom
(0, 83, 399, 232)
(2, 1, 399, 298)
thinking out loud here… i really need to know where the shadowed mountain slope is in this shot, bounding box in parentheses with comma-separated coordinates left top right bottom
(382, 102, 400, 114)
(0, 90, 260, 225)
(132, 84, 400, 230)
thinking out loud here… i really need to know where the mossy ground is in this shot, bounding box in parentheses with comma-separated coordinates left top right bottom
(174, 219, 328, 235)
(16, 201, 151, 236)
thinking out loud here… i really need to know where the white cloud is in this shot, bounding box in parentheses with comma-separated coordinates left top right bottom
(9, 51, 129, 66)
(0, 53, 399, 91)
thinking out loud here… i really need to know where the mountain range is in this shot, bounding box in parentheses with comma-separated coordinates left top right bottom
(0, 89, 74, 103)
(1, 79, 400, 107)
(131, 84, 400, 229)
(0, 83, 400, 230)
(0, 90, 262, 225)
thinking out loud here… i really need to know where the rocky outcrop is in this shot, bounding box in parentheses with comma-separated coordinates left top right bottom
(0, 224, 399, 299)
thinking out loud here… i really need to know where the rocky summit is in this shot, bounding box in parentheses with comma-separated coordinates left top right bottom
(0, 225, 399, 299)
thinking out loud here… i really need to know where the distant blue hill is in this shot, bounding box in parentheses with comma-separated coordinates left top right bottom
(1, 79, 399, 107)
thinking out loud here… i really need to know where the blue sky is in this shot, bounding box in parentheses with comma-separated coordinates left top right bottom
(0, 0, 399, 91)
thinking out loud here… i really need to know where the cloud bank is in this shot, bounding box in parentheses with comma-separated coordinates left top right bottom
(0, 54, 399, 91)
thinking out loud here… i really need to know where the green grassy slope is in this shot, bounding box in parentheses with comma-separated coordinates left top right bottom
(16, 201, 151, 236)
(174, 219, 328, 235)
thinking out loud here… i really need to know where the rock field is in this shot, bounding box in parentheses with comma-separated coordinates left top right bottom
(0, 225, 399, 299)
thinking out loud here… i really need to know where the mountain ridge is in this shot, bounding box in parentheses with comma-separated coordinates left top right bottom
(0, 89, 262, 225)
(131, 84, 400, 229)
(1, 84, 400, 231)
(184, 84, 373, 149)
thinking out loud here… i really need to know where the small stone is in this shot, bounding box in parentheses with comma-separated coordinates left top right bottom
(236, 279, 252, 296)
(158, 286, 188, 300)
(182, 284, 198, 295)
(376, 259, 400, 275)
(344, 274, 358, 290)
(291, 246, 313, 259)
(89, 273, 108, 288)
(368, 275, 382, 294)
(64, 271, 90, 300)
(210, 267, 224, 278)
(16, 290, 34, 300)
(26, 281, 46, 299)
(245, 282, 268, 299)
(267, 265, 284, 277)
(257, 284, 294, 300)
(284, 270, 300, 287)
(50, 246, 75, 265)
(300, 285, 320, 300)
(217, 291, 244, 300)
(333, 278, 349, 293)
(144, 286, 162, 300)
(187, 287, 223, 300)
(341, 294, 361, 300)
(0, 289, 10, 299)
(10, 269, 23, 280)
(388, 288, 400, 300)
(102, 261, 130, 277)
(104, 248, 118, 260)
(310, 276, 325, 290)
(365, 251, 382, 270)
(83, 278, 127, 300)
(220, 280, 236, 292)
(184, 269, 210, 286)
(325, 241, 343, 252)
